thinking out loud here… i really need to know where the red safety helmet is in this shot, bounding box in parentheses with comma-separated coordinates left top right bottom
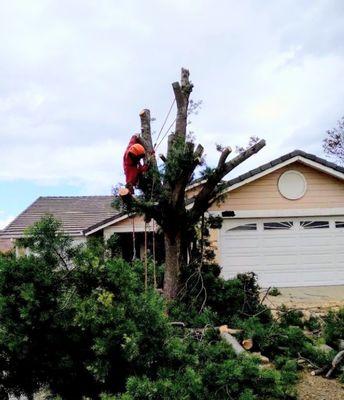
(129, 143, 145, 157)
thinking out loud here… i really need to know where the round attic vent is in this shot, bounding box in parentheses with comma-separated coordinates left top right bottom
(278, 170, 307, 200)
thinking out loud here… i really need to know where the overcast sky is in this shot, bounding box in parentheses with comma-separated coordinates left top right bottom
(1, 0, 344, 228)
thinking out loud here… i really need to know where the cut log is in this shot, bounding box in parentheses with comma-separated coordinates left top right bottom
(242, 338, 253, 350)
(326, 350, 344, 378)
(220, 331, 246, 356)
(227, 328, 242, 335)
(218, 325, 242, 335)
(311, 366, 328, 376)
(119, 187, 130, 197)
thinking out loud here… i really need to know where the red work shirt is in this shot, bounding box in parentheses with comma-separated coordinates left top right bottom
(123, 135, 146, 187)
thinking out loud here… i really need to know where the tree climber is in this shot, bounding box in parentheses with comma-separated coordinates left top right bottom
(123, 134, 148, 194)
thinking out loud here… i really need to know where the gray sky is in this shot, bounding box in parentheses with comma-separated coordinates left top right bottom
(1, 0, 344, 227)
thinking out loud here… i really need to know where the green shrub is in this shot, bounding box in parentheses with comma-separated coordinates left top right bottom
(269, 287, 281, 296)
(109, 339, 298, 400)
(0, 216, 322, 399)
(278, 305, 304, 328)
(175, 263, 271, 326)
(304, 315, 322, 332)
(323, 308, 344, 347)
(300, 342, 335, 368)
(236, 317, 309, 360)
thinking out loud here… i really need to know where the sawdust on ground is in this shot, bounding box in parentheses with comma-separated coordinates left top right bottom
(297, 371, 344, 400)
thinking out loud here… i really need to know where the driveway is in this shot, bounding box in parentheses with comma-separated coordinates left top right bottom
(262, 285, 344, 313)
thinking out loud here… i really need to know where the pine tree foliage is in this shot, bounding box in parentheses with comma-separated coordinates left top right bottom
(1, 216, 343, 398)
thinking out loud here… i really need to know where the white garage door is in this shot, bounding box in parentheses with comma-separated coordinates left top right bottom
(220, 217, 344, 287)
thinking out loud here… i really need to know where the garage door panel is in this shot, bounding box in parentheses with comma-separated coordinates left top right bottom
(260, 238, 298, 249)
(221, 257, 258, 267)
(221, 217, 344, 287)
(222, 237, 260, 248)
(261, 257, 299, 268)
(298, 236, 333, 247)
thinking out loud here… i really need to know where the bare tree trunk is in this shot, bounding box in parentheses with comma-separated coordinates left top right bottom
(163, 232, 183, 300)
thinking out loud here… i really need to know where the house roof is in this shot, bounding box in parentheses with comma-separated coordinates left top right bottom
(84, 150, 344, 235)
(0, 196, 119, 239)
(219, 149, 344, 195)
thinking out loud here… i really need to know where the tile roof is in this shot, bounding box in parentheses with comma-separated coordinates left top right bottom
(222, 149, 344, 190)
(0, 196, 119, 239)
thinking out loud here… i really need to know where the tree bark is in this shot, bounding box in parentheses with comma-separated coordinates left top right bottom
(220, 331, 246, 356)
(163, 232, 183, 300)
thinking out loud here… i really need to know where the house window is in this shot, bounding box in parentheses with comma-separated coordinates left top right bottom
(263, 221, 293, 230)
(300, 220, 329, 229)
(335, 221, 344, 228)
(228, 223, 257, 231)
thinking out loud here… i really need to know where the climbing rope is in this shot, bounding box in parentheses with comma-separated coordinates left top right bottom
(131, 216, 136, 261)
(154, 117, 176, 151)
(200, 213, 205, 268)
(152, 220, 157, 288)
(144, 221, 148, 290)
(153, 99, 175, 149)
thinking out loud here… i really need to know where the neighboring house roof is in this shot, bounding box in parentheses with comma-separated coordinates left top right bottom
(0, 196, 119, 239)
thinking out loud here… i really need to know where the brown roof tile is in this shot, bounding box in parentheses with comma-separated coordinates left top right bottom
(0, 196, 118, 239)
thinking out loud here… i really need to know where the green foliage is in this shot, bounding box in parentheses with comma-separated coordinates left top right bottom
(16, 214, 76, 267)
(164, 135, 198, 187)
(301, 342, 335, 367)
(269, 287, 281, 297)
(278, 305, 304, 328)
(0, 217, 171, 398)
(323, 308, 344, 347)
(173, 264, 271, 326)
(339, 370, 344, 384)
(236, 317, 309, 360)
(106, 233, 122, 258)
(304, 315, 322, 332)
(3, 216, 344, 398)
(0, 254, 61, 397)
(109, 339, 298, 400)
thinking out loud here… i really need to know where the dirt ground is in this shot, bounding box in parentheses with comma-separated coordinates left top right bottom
(297, 371, 344, 400)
